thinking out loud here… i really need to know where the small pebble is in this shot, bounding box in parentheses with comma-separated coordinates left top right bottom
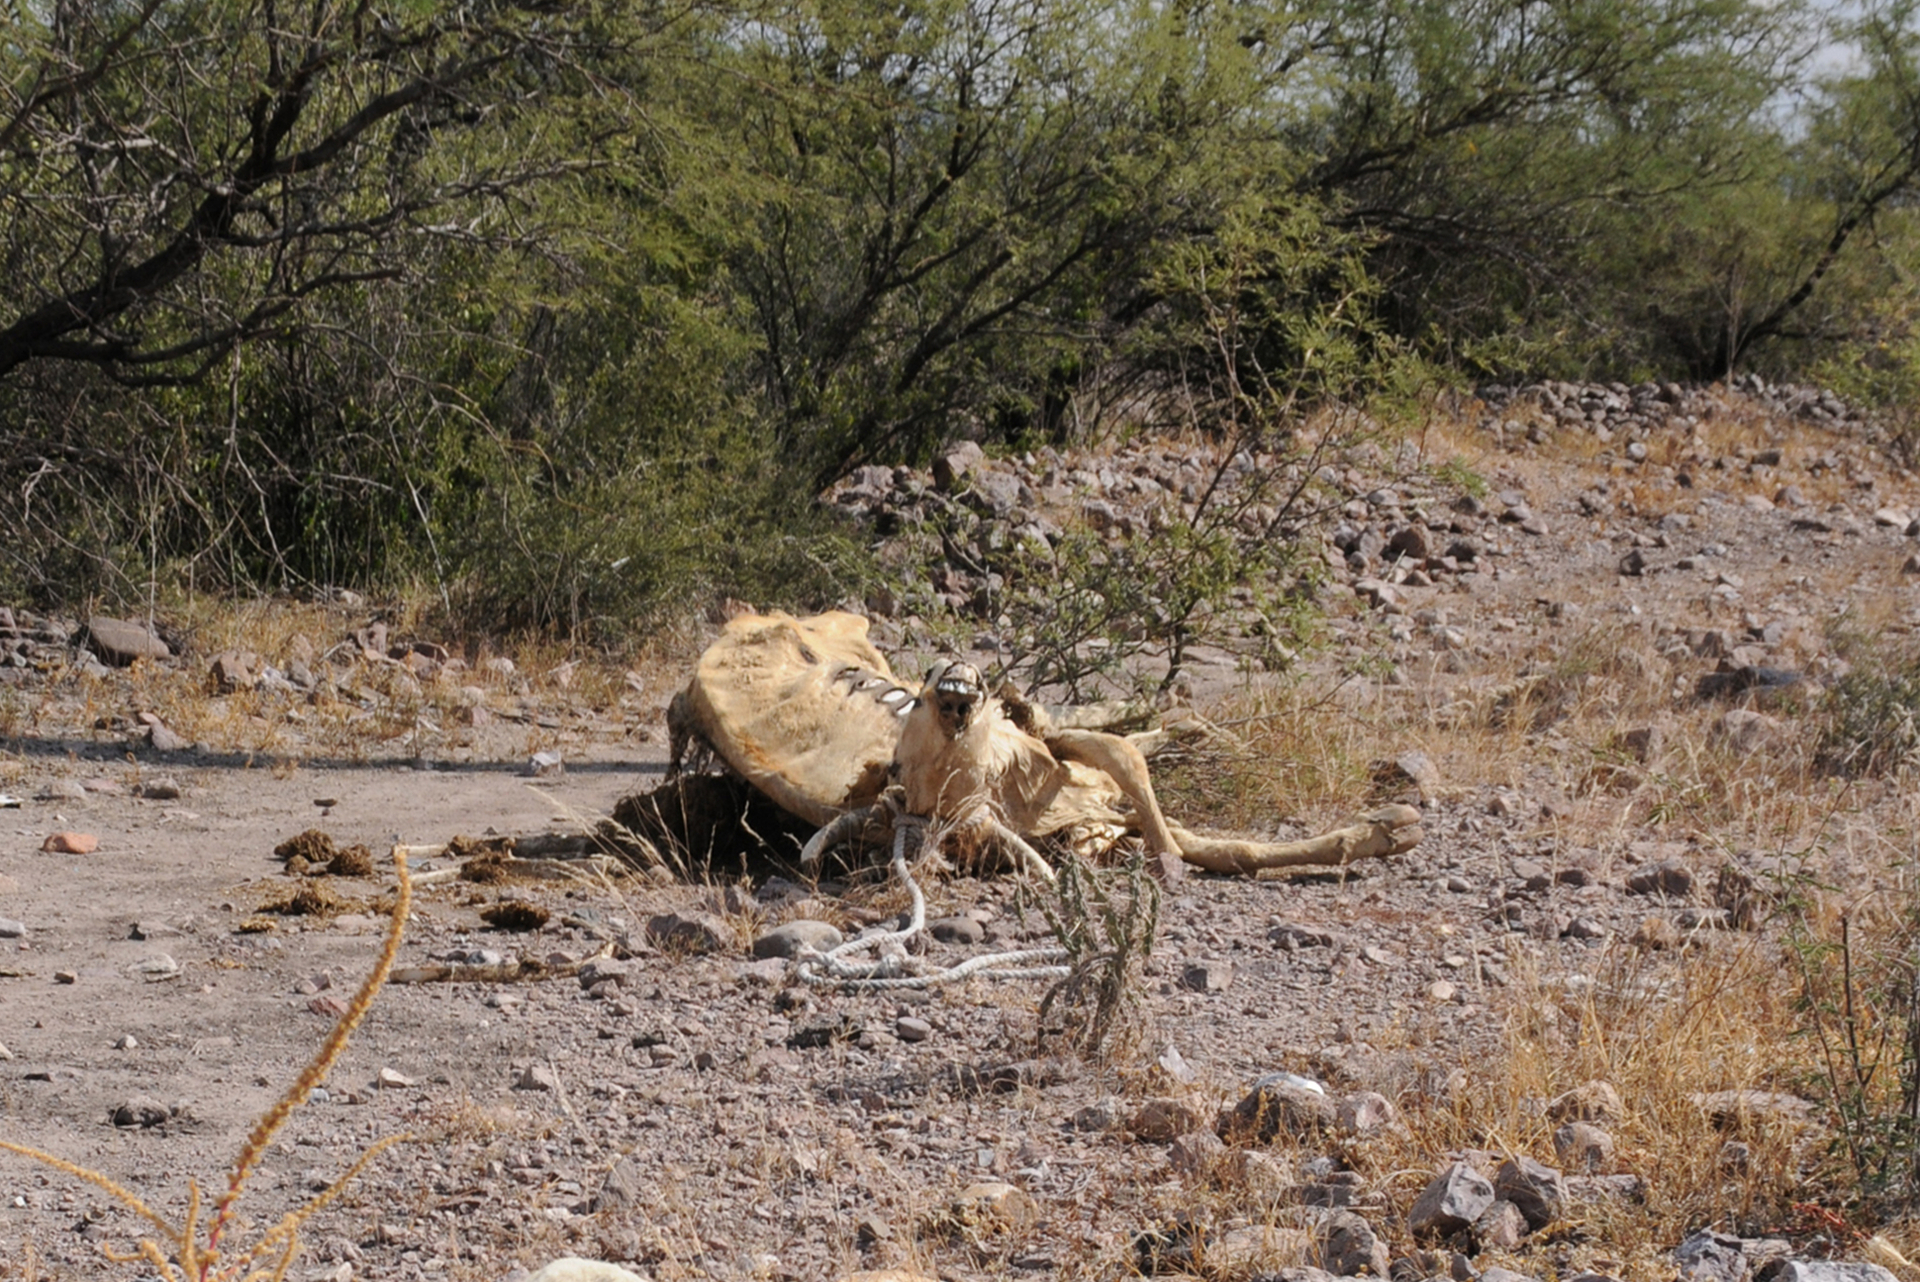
(896, 1016, 933, 1043)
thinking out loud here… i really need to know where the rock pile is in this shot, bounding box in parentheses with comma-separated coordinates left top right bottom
(1107, 1069, 1871, 1282)
(825, 378, 1894, 653)
(1477, 375, 1872, 446)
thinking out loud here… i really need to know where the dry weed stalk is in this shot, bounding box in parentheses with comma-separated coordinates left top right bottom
(0, 846, 415, 1281)
(1033, 849, 1161, 1062)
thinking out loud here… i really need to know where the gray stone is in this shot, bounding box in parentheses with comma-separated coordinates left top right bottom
(933, 441, 986, 491)
(1495, 1156, 1566, 1229)
(515, 1064, 561, 1092)
(965, 470, 1025, 518)
(929, 915, 985, 945)
(577, 958, 632, 989)
(0, 917, 24, 939)
(1318, 1210, 1391, 1278)
(751, 919, 843, 959)
(1554, 1121, 1615, 1171)
(1675, 1230, 1748, 1282)
(1626, 860, 1694, 897)
(35, 779, 87, 802)
(895, 1015, 932, 1043)
(590, 1158, 644, 1212)
(1765, 1264, 1898, 1282)
(1180, 961, 1234, 992)
(1482, 1269, 1545, 1282)
(1473, 1199, 1531, 1250)
(1409, 1162, 1496, 1237)
(1220, 1074, 1335, 1143)
(1337, 1090, 1399, 1137)
(645, 911, 732, 954)
(86, 616, 170, 665)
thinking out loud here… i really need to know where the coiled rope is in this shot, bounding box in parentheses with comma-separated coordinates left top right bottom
(794, 810, 1069, 990)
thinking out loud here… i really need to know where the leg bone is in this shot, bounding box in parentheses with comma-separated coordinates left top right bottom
(1169, 804, 1424, 877)
(1046, 727, 1186, 883)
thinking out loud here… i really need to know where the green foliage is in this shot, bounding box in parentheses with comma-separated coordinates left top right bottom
(715, 0, 1330, 483)
(5, 0, 1920, 629)
(1812, 213, 1920, 460)
(869, 196, 1398, 699)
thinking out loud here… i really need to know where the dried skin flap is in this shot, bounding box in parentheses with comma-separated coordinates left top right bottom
(685, 611, 902, 827)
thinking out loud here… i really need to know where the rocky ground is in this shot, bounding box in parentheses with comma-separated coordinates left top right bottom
(2, 378, 1919, 1282)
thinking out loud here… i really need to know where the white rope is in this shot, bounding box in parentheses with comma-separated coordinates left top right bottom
(794, 812, 1068, 990)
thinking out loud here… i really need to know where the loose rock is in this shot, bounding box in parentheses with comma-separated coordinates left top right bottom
(1317, 1210, 1392, 1278)
(1409, 1162, 1497, 1237)
(1473, 1199, 1532, 1251)
(1130, 1097, 1204, 1143)
(645, 910, 732, 954)
(1220, 1074, 1336, 1143)
(86, 616, 170, 665)
(751, 919, 842, 959)
(1495, 1156, 1567, 1230)
(1554, 1121, 1616, 1171)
